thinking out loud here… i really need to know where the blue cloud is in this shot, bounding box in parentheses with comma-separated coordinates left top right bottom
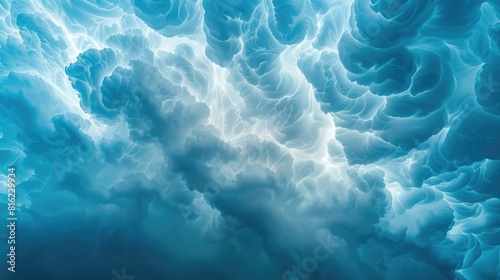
(1, 0, 499, 279)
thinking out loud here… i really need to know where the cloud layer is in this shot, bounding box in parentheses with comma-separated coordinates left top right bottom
(0, 0, 499, 279)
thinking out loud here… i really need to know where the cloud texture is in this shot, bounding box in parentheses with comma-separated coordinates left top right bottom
(0, 0, 499, 279)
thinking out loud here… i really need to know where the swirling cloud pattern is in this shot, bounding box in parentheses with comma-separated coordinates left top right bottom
(0, 0, 499, 279)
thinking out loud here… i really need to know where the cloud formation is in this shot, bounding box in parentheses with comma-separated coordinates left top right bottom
(0, 0, 499, 279)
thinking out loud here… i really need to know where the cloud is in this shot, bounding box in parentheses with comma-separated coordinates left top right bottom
(1, 0, 499, 279)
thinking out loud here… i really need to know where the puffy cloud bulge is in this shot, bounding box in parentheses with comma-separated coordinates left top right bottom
(0, 0, 499, 279)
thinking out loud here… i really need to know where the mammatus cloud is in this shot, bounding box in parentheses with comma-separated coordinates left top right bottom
(0, 0, 499, 279)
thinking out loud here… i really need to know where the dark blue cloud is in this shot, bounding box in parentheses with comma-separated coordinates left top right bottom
(1, 0, 499, 279)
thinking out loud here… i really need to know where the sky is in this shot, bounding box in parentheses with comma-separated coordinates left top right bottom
(0, 0, 499, 279)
